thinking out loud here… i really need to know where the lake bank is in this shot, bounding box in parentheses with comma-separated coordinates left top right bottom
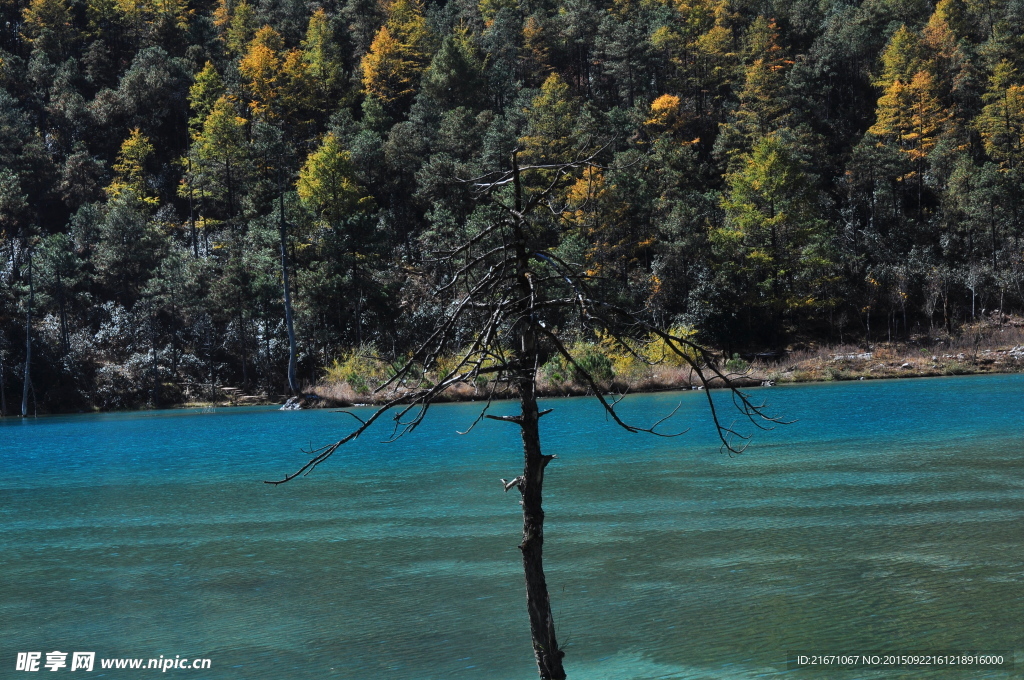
(8, 346, 1020, 416)
(305, 330, 1024, 410)
(9, 321, 1024, 415)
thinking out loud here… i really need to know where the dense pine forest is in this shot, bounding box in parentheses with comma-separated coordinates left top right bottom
(1, 0, 1023, 412)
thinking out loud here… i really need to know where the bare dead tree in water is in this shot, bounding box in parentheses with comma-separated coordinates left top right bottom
(266, 151, 780, 680)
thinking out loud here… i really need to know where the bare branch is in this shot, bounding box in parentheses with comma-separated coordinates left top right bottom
(264, 392, 412, 484)
(457, 382, 498, 435)
(501, 476, 523, 492)
(537, 325, 687, 438)
(486, 413, 523, 423)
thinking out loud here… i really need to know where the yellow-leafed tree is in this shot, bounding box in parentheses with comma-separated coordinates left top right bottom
(974, 61, 1024, 170)
(716, 132, 826, 335)
(297, 133, 374, 227)
(279, 48, 315, 127)
(869, 69, 949, 167)
(360, 0, 434, 105)
(188, 62, 225, 135)
(106, 128, 158, 205)
(222, 0, 254, 56)
(22, 0, 75, 56)
(717, 16, 791, 164)
(239, 25, 284, 119)
(301, 9, 344, 103)
(520, 72, 578, 165)
(921, 1, 971, 135)
(185, 95, 249, 219)
(874, 25, 925, 91)
(360, 26, 411, 103)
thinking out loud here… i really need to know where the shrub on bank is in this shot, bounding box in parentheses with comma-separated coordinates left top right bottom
(316, 327, 708, 402)
(323, 345, 390, 394)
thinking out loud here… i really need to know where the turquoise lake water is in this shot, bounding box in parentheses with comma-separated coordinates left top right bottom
(2, 375, 1023, 679)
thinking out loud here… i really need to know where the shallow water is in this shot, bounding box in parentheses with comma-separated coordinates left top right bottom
(2, 374, 1023, 678)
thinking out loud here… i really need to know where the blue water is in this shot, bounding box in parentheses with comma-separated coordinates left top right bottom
(2, 375, 1023, 678)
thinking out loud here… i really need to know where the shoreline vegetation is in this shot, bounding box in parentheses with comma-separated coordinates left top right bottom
(9, 316, 1024, 417)
(193, 315, 1024, 410)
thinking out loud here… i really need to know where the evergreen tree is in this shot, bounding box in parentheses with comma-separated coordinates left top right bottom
(36, 232, 83, 357)
(420, 30, 486, 111)
(94, 194, 167, 306)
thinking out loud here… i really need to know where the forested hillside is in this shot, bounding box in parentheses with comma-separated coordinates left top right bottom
(1, 0, 1023, 411)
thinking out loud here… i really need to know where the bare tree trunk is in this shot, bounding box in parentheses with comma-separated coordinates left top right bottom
(188, 154, 199, 258)
(150, 307, 160, 408)
(517, 385, 565, 679)
(57, 272, 69, 356)
(226, 158, 234, 222)
(354, 283, 363, 347)
(512, 155, 566, 680)
(170, 281, 179, 378)
(238, 297, 249, 389)
(943, 291, 949, 333)
(22, 248, 33, 418)
(1, 349, 7, 416)
(279, 177, 298, 395)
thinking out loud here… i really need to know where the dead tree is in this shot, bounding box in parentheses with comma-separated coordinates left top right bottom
(22, 245, 33, 418)
(267, 151, 778, 680)
(278, 169, 298, 395)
